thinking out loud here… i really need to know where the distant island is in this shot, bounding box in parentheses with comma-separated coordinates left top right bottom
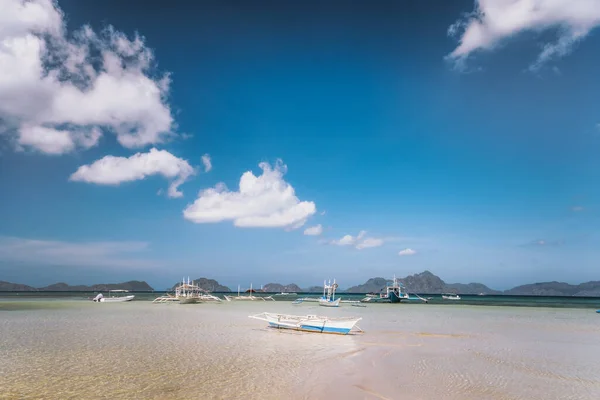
(262, 283, 302, 293)
(344, 271, 499, 295)
(2, 272, 600, 296)
(0, 280, 153, 292)
(505, 281, 600, 297)
(170, 278, 231, 292)
(344, 271, 600, 297)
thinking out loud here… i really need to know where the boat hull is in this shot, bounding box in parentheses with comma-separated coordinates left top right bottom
(442, 296, 461, 300)
(268, 322, 353, 334)
(179, 297, 203, 304)
(99, 295, 135, 303)
(319, 298, 341, 307)
(389, 291, 403, 303)
(361, 292, 407, 303)
(251, 313, 361, 335)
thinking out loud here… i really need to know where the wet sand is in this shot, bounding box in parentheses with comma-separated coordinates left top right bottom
(1, 301, 599, 399)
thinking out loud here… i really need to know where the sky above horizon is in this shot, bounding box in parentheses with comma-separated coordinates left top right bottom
(1, 0, 600, 290)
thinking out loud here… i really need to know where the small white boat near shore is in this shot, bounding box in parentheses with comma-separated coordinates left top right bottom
(249, 312, 362, 335)
(224, 284, 275, 301)
(442, 293, 461, 300)
(93, 290, 134, 303)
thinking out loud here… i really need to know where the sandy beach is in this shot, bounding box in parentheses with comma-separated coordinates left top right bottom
(1, 301, 599, 400)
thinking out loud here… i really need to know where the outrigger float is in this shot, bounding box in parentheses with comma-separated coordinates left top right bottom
(249, 312, 363, 335)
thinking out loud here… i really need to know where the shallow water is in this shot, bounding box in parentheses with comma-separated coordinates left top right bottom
(1, 301, 599, 399)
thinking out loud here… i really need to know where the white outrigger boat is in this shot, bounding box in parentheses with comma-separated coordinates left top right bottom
(93, 290, 134, 303)
(442, 293, 461, 300)
(274, 292, 298, 296)
(319, 279, 341, 307)
(152, 277, 222, 304)
(224, 284, 275, 301)
(359, 276, 429, 304)
(177, 278, 206, 304)
(249, 312, 362, 335)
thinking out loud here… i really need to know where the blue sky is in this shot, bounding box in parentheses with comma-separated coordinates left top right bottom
(1, 0, 599, 290)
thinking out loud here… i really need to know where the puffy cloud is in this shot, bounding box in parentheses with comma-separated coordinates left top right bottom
(17, 125, 101, 155)
(331, 231, 384, 250)
(0, 0, 174, 155)
(183, 160, 316, 229)
(332, 230, 367, 247)
(446, 0, 600, 71)
(304, 224, 323, 236)
(201, 154, 212, 172)
(70, 148, 195, 198)
(398, 248, 416, 256)
(356, 237, 384, 250)
(0, 236, 156, 268)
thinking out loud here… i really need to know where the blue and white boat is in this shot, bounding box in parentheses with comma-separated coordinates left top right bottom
(249, 312, 362, 335)
(360, 276, 410, 303)
(319, 279, 341, 307)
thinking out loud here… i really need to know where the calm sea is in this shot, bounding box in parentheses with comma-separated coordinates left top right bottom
(1, 291, 599, 309)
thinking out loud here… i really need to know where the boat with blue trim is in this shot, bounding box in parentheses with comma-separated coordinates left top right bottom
(249, 312, 362, 335)
(361, 276, 410, 303)
(319, 279, 341, 307)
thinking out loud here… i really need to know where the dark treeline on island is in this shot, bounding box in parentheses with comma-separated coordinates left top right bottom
(261, 283, 302, 293)
(344, 271, 502, 295)
(342, 271, 600, 297)
(170, 278, 231, 292)
(2, 271, 600, 296)
(0, 280, 153, 292)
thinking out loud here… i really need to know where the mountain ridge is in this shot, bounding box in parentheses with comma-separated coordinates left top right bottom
(261, 283, 302, 293)
(2, 273, 600, 296)
(0, 280, 153, 291)
(170, 278, 231, 292)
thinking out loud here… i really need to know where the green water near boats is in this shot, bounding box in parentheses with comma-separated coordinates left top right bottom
(1, 291, 599, 309)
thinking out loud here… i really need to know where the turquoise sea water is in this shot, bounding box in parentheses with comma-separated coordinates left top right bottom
(1, 291, 599, 309)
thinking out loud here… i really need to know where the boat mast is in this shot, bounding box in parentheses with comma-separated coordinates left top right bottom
(332, 278, 336, 301)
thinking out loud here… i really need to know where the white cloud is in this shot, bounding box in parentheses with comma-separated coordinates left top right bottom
(183, 160, 316, 229)
(0, 236, 157, 268)
(0, 0, 174, 155)
(304, 224, 323, 236)
(17, 125, 101, 155)
(332, 230, 367, 247)
(69, 148, 195, 198)
(446, 0, 600, 71)
(398, 248, 417, 256)
(571, 206, 584, 212)
(331, 231, 385, 250)
(356, 237, 384, 250)
(201, 154, 212, 172)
